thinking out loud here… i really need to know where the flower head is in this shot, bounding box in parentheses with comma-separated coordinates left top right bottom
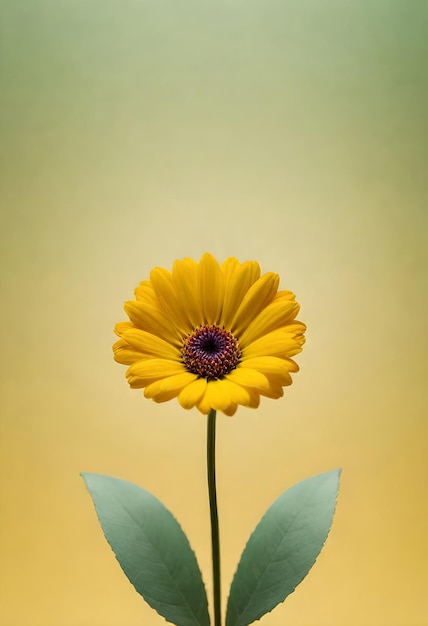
(113, 254, 306, 416)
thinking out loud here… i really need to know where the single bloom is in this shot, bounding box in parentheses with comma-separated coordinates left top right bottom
(113, 253, 306, 416)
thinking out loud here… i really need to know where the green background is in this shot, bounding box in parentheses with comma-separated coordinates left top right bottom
(1, 1, 427, 625)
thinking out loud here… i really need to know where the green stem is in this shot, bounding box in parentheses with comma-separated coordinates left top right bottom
(207, 409, 221, 626)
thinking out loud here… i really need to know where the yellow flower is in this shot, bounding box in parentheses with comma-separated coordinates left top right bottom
(113, 254, 306, 416)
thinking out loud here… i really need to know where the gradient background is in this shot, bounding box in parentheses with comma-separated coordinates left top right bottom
(1, 1, 427, 625)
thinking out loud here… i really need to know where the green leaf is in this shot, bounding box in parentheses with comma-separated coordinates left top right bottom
(81, 473, 210, 626)
(226, 469, 341, 626)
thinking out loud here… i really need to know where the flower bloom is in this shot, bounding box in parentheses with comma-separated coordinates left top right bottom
(113, 254, 306, 416)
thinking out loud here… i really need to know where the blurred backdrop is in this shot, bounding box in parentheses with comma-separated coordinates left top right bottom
(1, 1, 427, 625)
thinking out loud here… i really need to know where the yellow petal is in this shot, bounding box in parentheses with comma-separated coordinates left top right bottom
(285, 321, 307, 335)
(204, 380, 232, 412)
(144, 372, 197, 402)
(222, 403, 238, 416)
(220, 256, 240, 281)
(198, 253, 224, 325)
(246, 388, 261, 408)
(127, 375, 147, 389)
(124, 300, 182, 346)
(126, 359, 185, 385)
(259, 386, 284, 399)
(134, 281, 159, 308)
(221, 260, 261, 328)
(172, 258, 202, 328)
(114, 321, 134, 337)
(240, 356, 291, 374)
(114, 350, 146, 365)
(121, 328, 180, 360)
(273, 289, 296, 302)
(178, 377, 207, 409)
(196, 391, 212, 415)
(113, 338, 128, 350)
(242, 328, 306, 359)
(113, 339, 149, 365)
(240, 356, 293, 386)
(239, 298, 300, 347)
(150, 267, 192, 333)
(226, 367, 270, 390)
(195, 378, 255, 414)
(217, 379, 252, 407)
(230, 272, 279, 337)
(282, 357, 299, 373)
(200, 379, 250, 412)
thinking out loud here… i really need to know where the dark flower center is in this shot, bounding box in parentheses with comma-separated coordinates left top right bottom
(181, 325, 241, 379)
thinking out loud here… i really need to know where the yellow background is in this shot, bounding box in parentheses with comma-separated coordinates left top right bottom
(1, 1, 427, 625)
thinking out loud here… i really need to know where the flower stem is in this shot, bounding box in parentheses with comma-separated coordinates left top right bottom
(207, 409, 221, 626)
